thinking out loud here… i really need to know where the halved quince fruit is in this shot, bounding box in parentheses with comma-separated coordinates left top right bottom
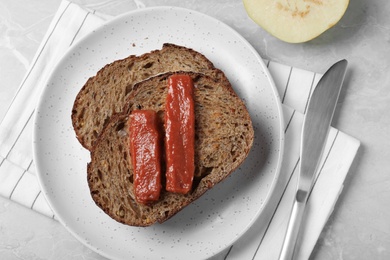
(243, 0, 349, 43)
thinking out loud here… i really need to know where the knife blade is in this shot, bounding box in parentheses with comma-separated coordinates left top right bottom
(278, 59, 348, 260)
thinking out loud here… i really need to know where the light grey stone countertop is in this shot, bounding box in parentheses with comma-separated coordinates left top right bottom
(0, 0, 389, 259)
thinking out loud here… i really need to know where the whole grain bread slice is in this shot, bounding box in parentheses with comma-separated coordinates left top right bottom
(87, 72, 254, 227)
(72, 43, 226, 151)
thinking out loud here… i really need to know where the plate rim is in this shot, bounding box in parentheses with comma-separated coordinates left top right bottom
(33, 5, 285, 260)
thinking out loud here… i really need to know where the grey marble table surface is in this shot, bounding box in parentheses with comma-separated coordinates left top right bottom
(0, 0, 389, 259)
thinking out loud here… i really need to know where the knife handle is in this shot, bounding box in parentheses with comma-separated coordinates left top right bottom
(278, 194, 307, 260)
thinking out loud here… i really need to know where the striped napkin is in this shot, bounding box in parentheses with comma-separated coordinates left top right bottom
(0, 1, 360, 259)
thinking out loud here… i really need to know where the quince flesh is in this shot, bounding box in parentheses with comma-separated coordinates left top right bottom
(243, 0, 349, 43)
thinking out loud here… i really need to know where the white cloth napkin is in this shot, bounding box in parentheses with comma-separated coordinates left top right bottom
(0, 1, 360, 259)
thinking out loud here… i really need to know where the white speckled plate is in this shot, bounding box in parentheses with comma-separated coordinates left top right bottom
(33, 6, 284, 260)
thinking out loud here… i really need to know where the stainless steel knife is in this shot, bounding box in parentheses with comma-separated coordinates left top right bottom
(278, 59, 348, 260)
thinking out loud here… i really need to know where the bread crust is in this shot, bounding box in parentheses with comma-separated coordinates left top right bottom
(87, 72, 254, 226)
(72, 43, 224, 151)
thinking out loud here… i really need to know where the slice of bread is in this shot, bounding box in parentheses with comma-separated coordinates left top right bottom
(72, 43, 226, 151)
(87, 72, 254, 227)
